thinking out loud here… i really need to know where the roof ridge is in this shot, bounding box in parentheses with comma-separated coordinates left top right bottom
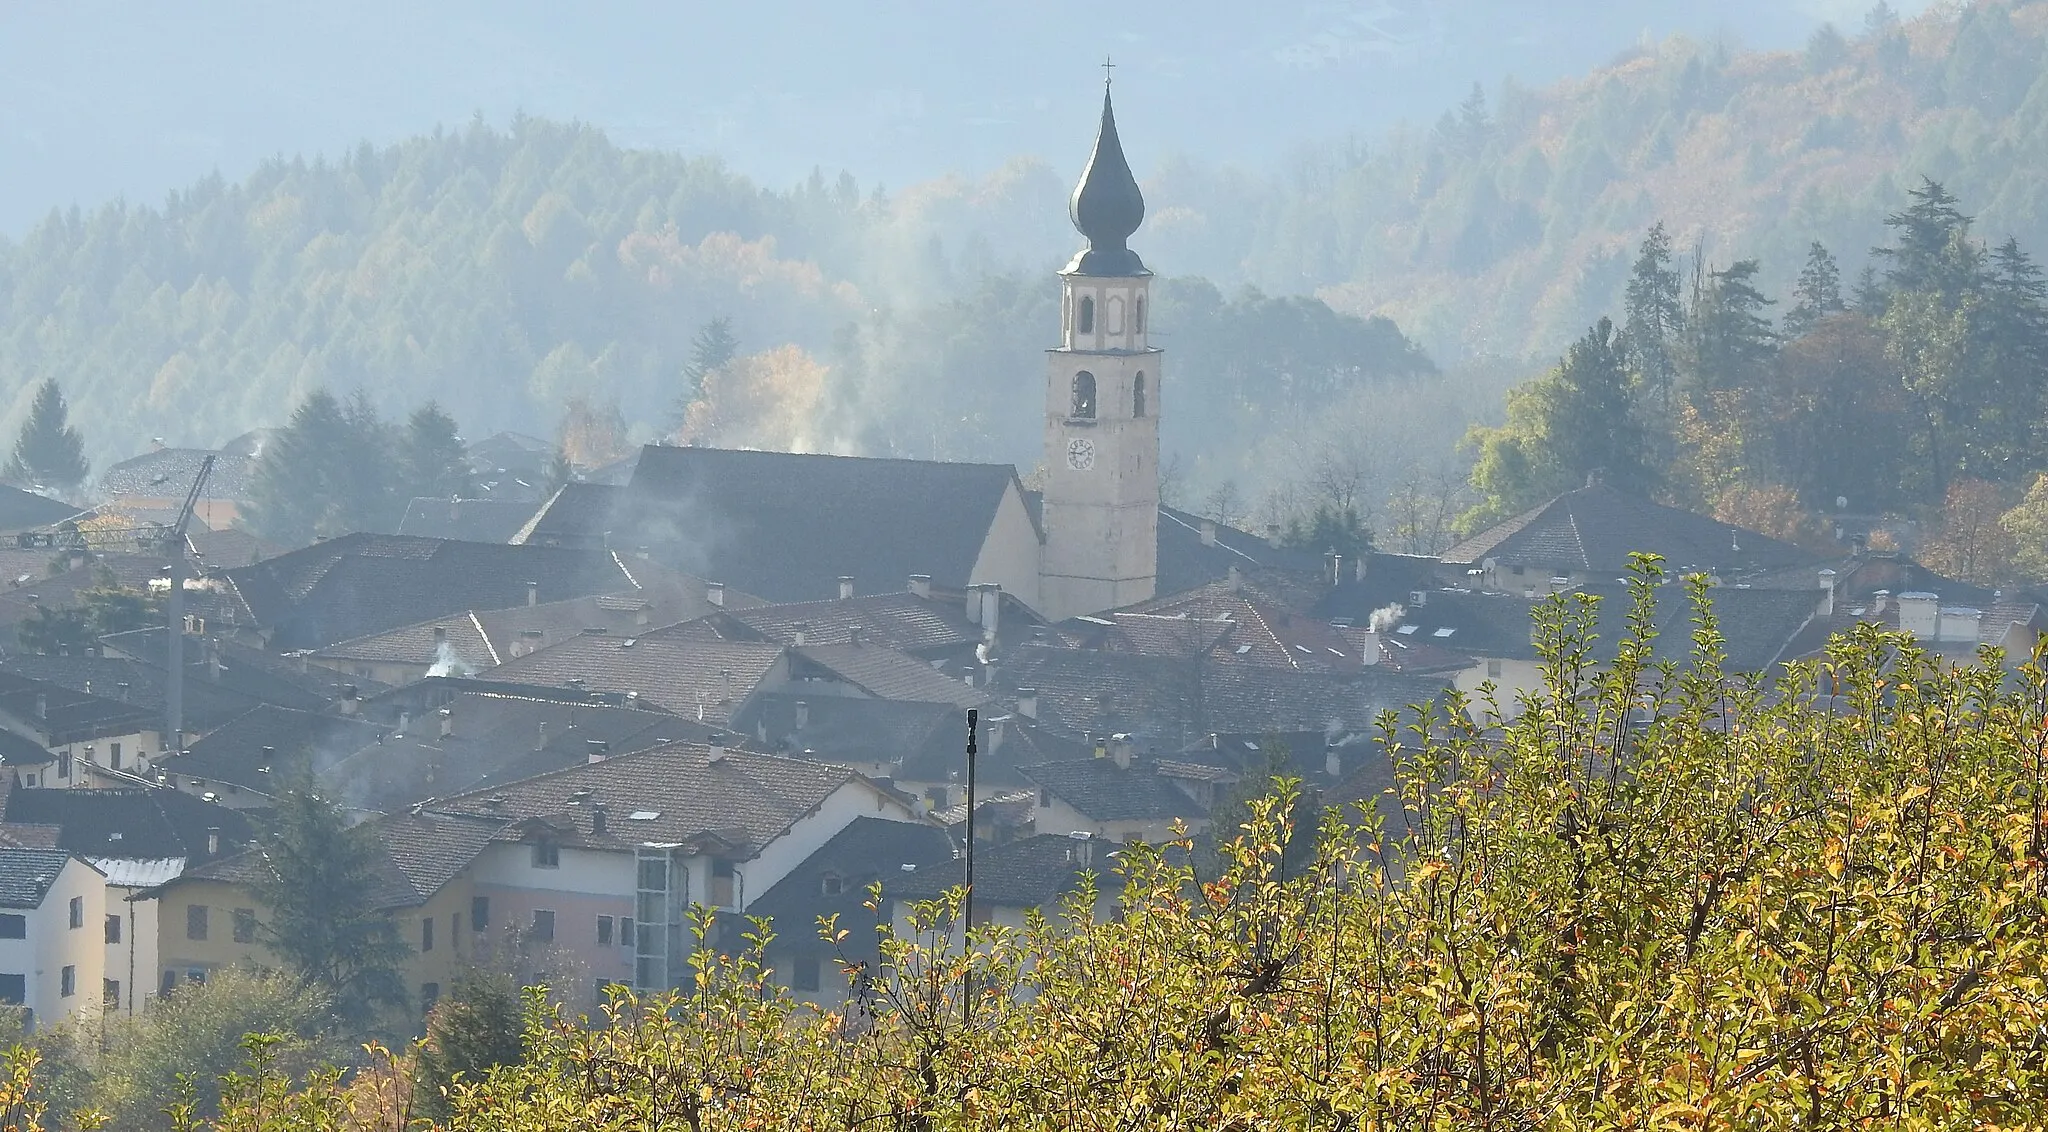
(468, 610, 500, 667)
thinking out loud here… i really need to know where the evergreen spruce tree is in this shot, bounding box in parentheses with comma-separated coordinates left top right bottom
(243, 389, 350, 547)
(2, 378, 89, 492)
(1621, 224, 1685, 421)
(249, 790, 409, 1029)
(670, 316, 739, 431)
(1783, 241, 1846, 338)
(398, 401, 474, 501)
(335, 389, 398, 533)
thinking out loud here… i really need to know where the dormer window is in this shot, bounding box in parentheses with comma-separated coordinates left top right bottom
(1071, 371, 1097, 419)
(532, 842, 560, 869)
(1133, 372, 1147, 418)
(1077, 295, 1095, 334)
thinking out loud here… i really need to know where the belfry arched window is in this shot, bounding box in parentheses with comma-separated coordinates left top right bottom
(1133, 371, 1147, 418)
(1134, 295, 1146, 334)
(1077, 295, 1095, 335)
(1071, 371, 1097, 419)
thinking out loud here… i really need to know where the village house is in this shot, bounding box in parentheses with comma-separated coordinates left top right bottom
(0, 848, 107, 1031)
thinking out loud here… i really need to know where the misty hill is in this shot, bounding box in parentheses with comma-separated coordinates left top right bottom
(1219, 1, 2048, 360)
(0, 116, 1430, 490)
(1, 2, 1895, 237)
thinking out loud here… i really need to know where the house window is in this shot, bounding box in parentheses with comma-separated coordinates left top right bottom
(621, 917, 635, 949)
(793, 956, 821, 992)
(1487, 658, 1503, 679)
(531, 909, 555, 942)
(232, 909, 256, 944)
(0, 916, 22, 940)
(109, 742, 121, 770)
(159, 970, 175, 997)
(1071, 371, 1097, 419)
(1077, 295, 1095, 334)
(68, 896, 82, 929)
(105, 915, 121, 944)
(186, 905, 208, 941)
(60, 965, 74, 998)
(23, 775, 34, 788)
(820, 873, 844, 897)
(57, 753, 69, 779)
(420, 917, 434, 953)
(533, 842, 560, 869)
(0, 975, 22, 1005)
(186, 968, 207, 986)
(103, 979, 119, 1008)
(422, 982, 440, 1011)
(596, 915, 613, 946)
(1133, 372, 1147, 418)
(471, 896, 489, 930)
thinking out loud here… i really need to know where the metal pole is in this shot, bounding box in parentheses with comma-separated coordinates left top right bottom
(961, 707, 977, 1025)
(166, 540, 184, 757)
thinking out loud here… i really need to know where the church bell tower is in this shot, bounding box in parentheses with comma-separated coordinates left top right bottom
(1038, 79, 1160, 621)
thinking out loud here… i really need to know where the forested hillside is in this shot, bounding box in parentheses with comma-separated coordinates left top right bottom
(1221, 0, 2048, 360)
(0, 116, 1429, 503)
(12, 0, 2048, 532)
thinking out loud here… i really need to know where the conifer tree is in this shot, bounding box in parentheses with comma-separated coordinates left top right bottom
(249, 790, 409, 1029)
(1782, 241, 1845, 338)
(1621, 224, 1684, 420)
(2, 378, 88, 492)
(670, 316, 739, 431)
(398, 401, 473, 501)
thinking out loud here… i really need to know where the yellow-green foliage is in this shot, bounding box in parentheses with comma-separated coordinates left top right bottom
(21, 558, 2048, 1129)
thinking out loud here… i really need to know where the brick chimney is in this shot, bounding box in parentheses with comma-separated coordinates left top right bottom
(526, 581, 539, 607)
(586, 739, 609, 764)
(838, 576, 855, 601)
(707, 581, 726, 608)
(438, 707, 453, 739)
(908, 574, 932, 600)
(1016, 687, 1038, 720)
(1199, 519, 1217, 546)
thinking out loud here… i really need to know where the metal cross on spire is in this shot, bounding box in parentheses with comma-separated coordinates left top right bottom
(1101, 55, 1115, 89)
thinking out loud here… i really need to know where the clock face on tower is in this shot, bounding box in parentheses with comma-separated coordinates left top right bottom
(1066, 437, 1096, 470)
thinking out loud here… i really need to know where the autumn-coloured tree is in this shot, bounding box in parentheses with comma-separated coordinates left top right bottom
(1917, 476, 2017, 584)
(555, 396, 630, 471)
(677, 344, 830, 452)
(24, 560, 2048, 1128)
(1712, 481, 1820, 547)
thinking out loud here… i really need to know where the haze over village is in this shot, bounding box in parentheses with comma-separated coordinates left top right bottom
(6, 2, 2048, 1127)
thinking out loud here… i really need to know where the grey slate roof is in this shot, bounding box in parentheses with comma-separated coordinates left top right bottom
(0, 487, 84, 532)
(483, 634, 784, 724)
(1441, 483, 1817, 577)
(788, 645, 991, 709)
(995, 644, 1450, 748)
(165, 705, 390, 796)
(223, 534, 643, 650)
(100, 448, 256, 501)
(1018, 759, 1207, 824)
(890, 833, 1109, 908)
(0, 847, 87, 908)
(426, 743, 867, 859)
(518, 445, 1031, 603)
(1153, 507, 1327, 597)
(2, 787, 253, 863)
(395, 498, 545, 544)
(749, 816, 954, 944)
(0, 653, 268, 734)
(0, 848, 86, 909)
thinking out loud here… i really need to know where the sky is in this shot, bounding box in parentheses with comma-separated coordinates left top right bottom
(1, 1, 1937, 237)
